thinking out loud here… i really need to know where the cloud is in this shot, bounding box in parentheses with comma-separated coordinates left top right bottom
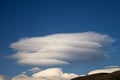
(27, 67, 41, 73)
(88, 66, 120, 75)
(11, 68, 79, 80)
(62, 73, 80, 79)
(11, 74, 70, 80)
(104, 65, 120, 69)
(2, 66, 120, 80)
(0, 75, 8, 80)
(10, 32, 115, 66)
(11, 74, 29, 80)
(32, 68, 63, 77)
(32, 68, 79, 79)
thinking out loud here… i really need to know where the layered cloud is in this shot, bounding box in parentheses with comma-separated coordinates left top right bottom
(10, 32, 115, 66)
(11, 68, 79, 80)
(88, 66, 120, 75)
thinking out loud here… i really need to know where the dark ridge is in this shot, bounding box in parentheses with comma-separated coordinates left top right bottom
(71, 70, 120, 80)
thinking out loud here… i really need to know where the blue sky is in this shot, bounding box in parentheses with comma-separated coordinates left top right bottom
(0, 0, 120, 78)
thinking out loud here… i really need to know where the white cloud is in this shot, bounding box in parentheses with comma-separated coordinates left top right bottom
(11, 68, 79, 80)
(27, 67, 41, 73)
(62, 73, 79, 79)
(88, 67, 120, 75)
(11, 32, 115, 66)
(32, 68, 79, 79)
(11, 75, 69, 80)
(32, 68, 63, 77)
(12, 74, 29, 80)
(21, 71, 26, 74)
(0, 75, 8, 80)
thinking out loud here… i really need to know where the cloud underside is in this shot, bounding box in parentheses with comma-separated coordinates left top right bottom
(11, 32, 115, 66)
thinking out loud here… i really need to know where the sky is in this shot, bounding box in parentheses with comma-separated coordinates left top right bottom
(0, 0, 120, 79)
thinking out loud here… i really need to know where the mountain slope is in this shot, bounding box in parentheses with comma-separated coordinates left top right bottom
(71, 70, 120, 80)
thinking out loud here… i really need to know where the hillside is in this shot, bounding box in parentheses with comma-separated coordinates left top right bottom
(71, 70, 120, 80)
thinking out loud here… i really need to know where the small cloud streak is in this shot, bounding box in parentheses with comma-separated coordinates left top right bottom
(27, 67, 41, 73)
(10, 32, 115, 66)
(104, 65, 120, 69)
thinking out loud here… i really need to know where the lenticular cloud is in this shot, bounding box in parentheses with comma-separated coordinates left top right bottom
(11, 32, 115, 66)
(88, 66, 120, 75)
